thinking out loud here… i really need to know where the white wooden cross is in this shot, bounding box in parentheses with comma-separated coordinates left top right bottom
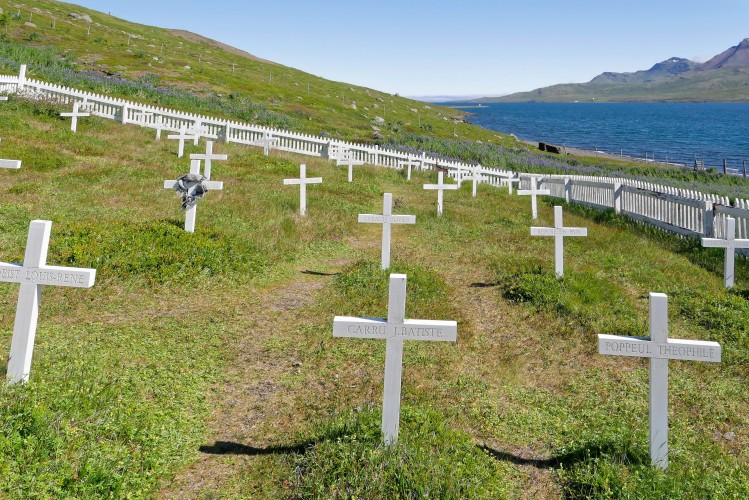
(397, 158, 420, 181)
(461, 164, 483, 197)
(253, 132, 279, 156)
(0, 96, 8, 101)
(60, 101, 90, 133)
(701, 217, 749, 288)
(598, 292, 721, 470)
(190, 140, 228, 180)
(333, 273, 457, 445)
(1, 220, 96, 384)
(164, 159, 223, 232)
(337, 155, 365, 183)
(530, 206, 588, 277)
(283, 163, 322, 216)
(167, 126, 197, 158)
(358, 193, 416, 269)
(517, 176, 551, 219)
(423, 171, 458, 217)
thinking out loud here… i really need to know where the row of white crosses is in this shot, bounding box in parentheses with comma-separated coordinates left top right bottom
(163, 140, 226, 232)
(1, 221, 97, 384)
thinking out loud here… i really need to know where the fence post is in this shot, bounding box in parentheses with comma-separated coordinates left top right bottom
(17, 64, 26, 92)
(743, 160, 746, 178)
(614, 182, 622, 214)
(564, 177, 571, 203)
(703, 201, 714, 237)
(121, 103, 128, 124)
(723, 159, 727, 175)
(223, 122, 231, 143)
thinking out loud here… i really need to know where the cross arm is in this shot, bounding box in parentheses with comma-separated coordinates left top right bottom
(701, 237, 749, 248)
(0, 159, 21, 169)
(598, 334, 721, 362)
(0, 262, 96, 288)
(333, 316, 457, 341)
(423, 184, 459, 190)
(190, 153, 229, 161)
(358, 215, 416, 224)
(530, 227, 588, 237)
(60, 111, 90, 117)
(164, 180, 223, 190)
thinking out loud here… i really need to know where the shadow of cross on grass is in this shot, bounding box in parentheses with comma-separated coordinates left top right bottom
(199, 440, 310, 456)
(479, 441, 649, 469)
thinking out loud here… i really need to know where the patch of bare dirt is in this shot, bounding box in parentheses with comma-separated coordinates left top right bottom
(167, 29, 278, 66)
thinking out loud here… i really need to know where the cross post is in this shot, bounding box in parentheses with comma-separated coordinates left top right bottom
(517, 176, 551, 219)
(60, 101, 90, 132)
(358, 193, 416, 269)
(530, 206, 588, 277)
(423, 171, 458, 216)
(1, 220, 96, 384)
(397, 158, 420, 181)
(190, 140, 228, 180)
(598, 293, 721, 469)
(333, 274, 457, 445)
(701, 217, 749, 288)
(164, 159, 223, 232)
(283, 163, 322, 216)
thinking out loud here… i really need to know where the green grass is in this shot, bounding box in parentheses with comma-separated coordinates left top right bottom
(0, 54, 748, 499)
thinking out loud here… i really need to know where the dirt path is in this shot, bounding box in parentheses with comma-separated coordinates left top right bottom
(158, 256, 351, 498)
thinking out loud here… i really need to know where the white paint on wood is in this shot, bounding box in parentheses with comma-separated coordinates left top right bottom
(423, 172, 458, 216)
(2, 220, 96, 384)
(253, 132, 279, 156)
(190, 140, 228, 179)
(283, 163, 322, 216)
(397, 159, 419, 181)
(358, 193, 416, 269)
(337, 154, 365, 183)
(530, 206, 588, 277)
(598, 293, 721, 470)
(163, 160, 223, 232)
(701, 217, 749, 287)
(0, 159, 21, 169)
(517, 176, 551, 219)
(333, 274, 457, 445)
(60, 101, 90, 132)
(167, 126, 197, 158)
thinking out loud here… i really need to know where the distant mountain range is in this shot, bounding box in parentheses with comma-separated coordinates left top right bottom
(473, 38, 749, 102)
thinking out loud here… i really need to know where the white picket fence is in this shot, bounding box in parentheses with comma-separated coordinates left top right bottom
(2, 65, 749, 247)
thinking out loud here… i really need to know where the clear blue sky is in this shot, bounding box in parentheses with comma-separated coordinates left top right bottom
(73, 0, 749, 98)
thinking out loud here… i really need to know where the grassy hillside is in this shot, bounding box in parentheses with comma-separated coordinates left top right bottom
(0, 95, 748, 497)
(476, 66, 749, 103)
(0, 0, 520, 147)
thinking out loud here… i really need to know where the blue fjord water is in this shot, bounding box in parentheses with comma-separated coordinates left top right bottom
(448, 102, 749, 173)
